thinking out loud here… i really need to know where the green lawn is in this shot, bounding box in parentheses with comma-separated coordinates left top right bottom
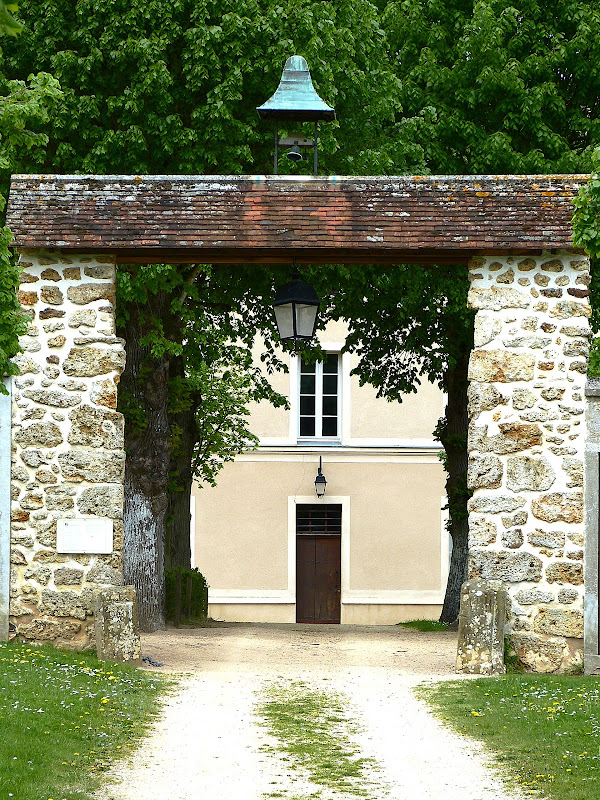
(418, 675, 600, 800)
(397, 619, 449, 633)
(0, 640, 167, 800)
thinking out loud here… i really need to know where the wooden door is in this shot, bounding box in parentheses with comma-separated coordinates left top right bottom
(296, 505, 341, 624)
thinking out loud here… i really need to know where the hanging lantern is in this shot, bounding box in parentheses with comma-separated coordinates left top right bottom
(272, 272, 320, 348)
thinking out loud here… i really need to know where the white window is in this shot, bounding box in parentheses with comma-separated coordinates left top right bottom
(299, 354, 340, 439)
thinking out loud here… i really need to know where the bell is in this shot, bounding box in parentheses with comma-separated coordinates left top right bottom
(257, 55, 335, 121)
(287, 144, 303, 162)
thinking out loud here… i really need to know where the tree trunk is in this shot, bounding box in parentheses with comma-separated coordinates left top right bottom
(166, 405, 200, 570)
(120, 295, 172, 632)
(438, 345, 471, 625)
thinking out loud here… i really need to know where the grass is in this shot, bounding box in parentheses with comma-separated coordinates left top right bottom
(397, 619, 449, 632)
(255, 679, 381, 799)
(0, 639, 168, 800)
(417, 674, 600, 800)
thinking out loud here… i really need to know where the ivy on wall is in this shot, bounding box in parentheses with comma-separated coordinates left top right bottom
(572, 148, 600, 376)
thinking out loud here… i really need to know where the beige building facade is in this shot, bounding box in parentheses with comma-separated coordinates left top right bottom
(192, 322, 449, 625)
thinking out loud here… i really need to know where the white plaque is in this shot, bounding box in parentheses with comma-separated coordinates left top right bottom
(57, 518, 113, 554)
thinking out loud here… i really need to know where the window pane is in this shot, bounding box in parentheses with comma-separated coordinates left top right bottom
(300, 396, 315, 416)
(300, 359, 315, 374)
(300, 417, 316, 436)
(322, 375, 337, 395)
(322, 396, 337, 416)
(300, 374, 315, 394)
(322, 417, 337, 436)
(323, 354, 338, 374)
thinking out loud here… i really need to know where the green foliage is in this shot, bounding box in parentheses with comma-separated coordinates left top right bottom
(419, 674, 600, 800)
(117, 262, 289, 488)
(0, 2, 22, 37)
(165, 566, 208, 623)
(0, 0, 61, 395)
(0, 639, 166, 800)
(0, 69, 61, 203)
(5, 0, 400, 177)
(0, 227, 25, 392)
(384, 0, 600, 175)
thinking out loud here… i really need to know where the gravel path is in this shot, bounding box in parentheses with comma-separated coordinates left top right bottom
(99, 624, 524, 800)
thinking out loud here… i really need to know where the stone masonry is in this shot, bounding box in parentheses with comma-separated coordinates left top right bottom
(10, 250, 126, 648)
(467, 250, 590, 673)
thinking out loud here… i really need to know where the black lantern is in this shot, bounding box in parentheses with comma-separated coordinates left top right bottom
(272, 272, 320, 348)
(257, 55, 336, 175)
(314, 457, 327, 498)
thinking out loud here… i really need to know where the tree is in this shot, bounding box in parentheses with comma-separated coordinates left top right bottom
(343, 0, 600, 622)
(0, 1, 60, 392)
(317, 262, 473, 623)
(0, 2, 23, 37)
(4, 0, 402, 629)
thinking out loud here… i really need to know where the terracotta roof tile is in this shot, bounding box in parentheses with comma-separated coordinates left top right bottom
(5, 174, 587, 264)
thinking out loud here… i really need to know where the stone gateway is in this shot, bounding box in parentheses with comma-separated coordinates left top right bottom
(2, 174, 596, 672)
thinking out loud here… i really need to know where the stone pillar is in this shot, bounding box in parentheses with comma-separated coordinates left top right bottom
(93, 586, 141, 663)
(456, 578, 508, 674)
(584, 378, 600, 674)
(10, 250, 126, 648)
(0, 377, 11, 640)
(467, 251, 589, 673)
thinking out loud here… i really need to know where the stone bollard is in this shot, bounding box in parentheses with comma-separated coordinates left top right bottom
(93, 586, 141, 664)
(456, 578, 508, 675)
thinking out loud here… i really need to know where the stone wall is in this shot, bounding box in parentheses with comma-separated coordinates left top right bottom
(10, 250, 125, 648)
(467, 250, 590, 673)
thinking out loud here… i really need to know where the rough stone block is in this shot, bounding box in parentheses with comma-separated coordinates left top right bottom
(500, 528, 524, 549)
(87, 562, 123, 586)
(488, 422, 543, 454)
(511, 632, 567, 673)
(66, 282, 115, 306)
(58, 449, 125, 483)
(534, 607, 583, 638)
(456, 578, 507, 675)
(473, 316, 502, 347)
(468, 495, 526, 514)
(506, 455, 555, 492)
(17, 618, 81, 642)
(39, 588, 93, 620)
(531, 492, 583, 523)
(468, 350, 535, 383)
(467, 383, 505, 418)
(546, 561, 583, 585)
(469, 516, 497, 546)
(470, 549, 542, 582)
(14, 422, 63, 447)
(527, 529, 565, 549)
(93, 586, 140, 664)
(62, 347, 125, 377)
(53, 567, 84, 586)
(514, 589, 554, 605)
(67, 405, 124, 449)
(549, 301, 590, 319)
(468, 286, 529, 311)
(77, 485, 124, 518)
(467, 454, 503, 489)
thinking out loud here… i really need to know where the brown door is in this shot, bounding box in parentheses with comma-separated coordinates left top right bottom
(296, 505, 341, 624)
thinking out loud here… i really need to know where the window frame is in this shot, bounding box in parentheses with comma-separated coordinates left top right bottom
(297, 352, 341, 442)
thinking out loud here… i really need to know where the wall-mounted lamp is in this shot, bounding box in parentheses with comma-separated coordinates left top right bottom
(314, 456, 327, 498)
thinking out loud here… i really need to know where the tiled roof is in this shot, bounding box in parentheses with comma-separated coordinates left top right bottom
(5, 174, 587, 264)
